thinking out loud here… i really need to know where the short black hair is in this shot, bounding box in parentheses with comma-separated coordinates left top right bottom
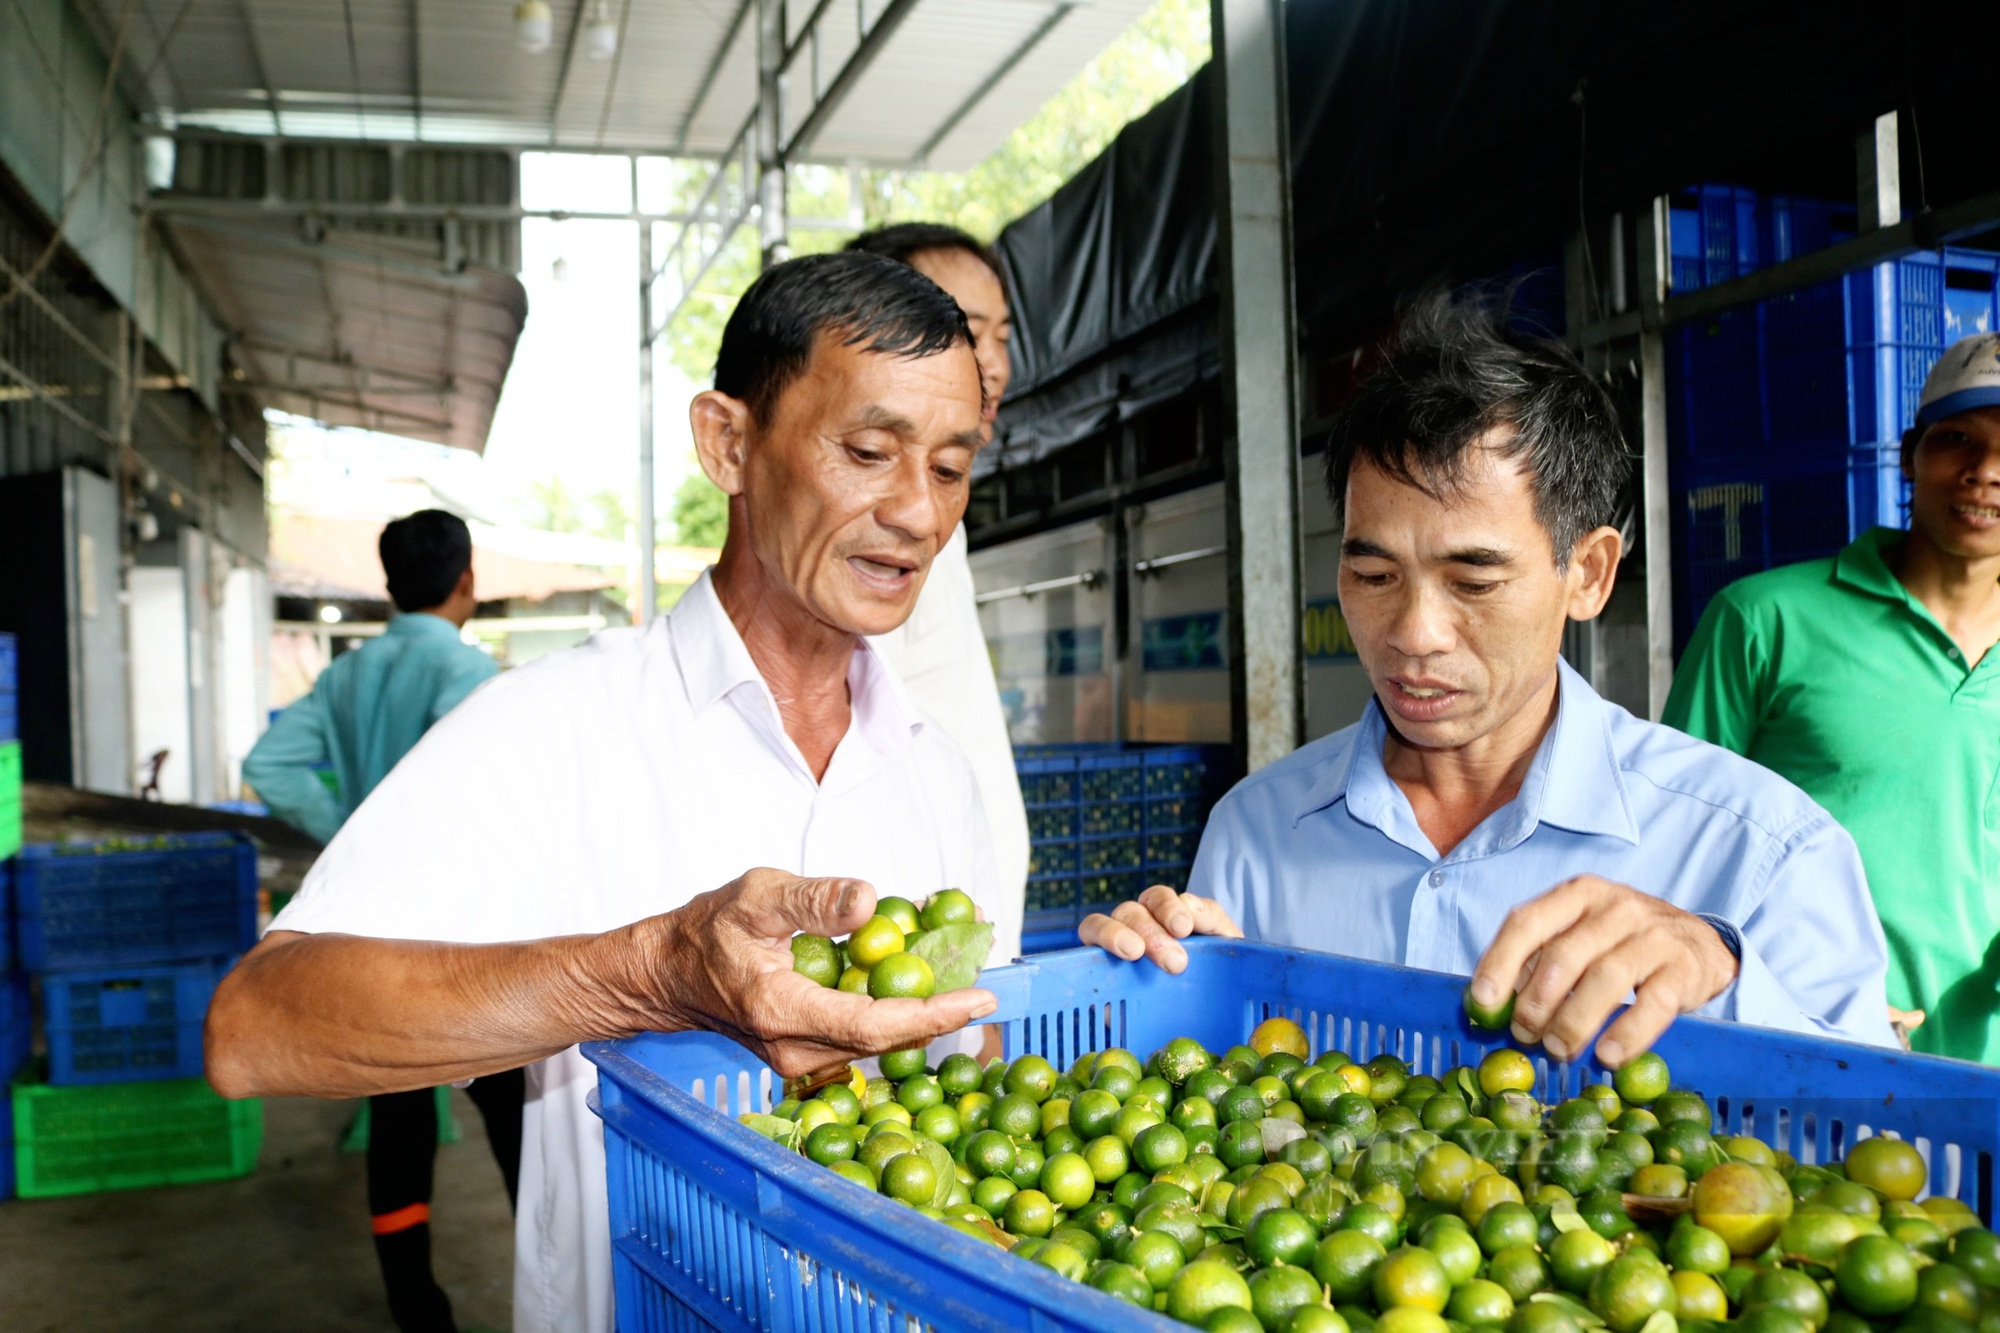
(1324, 294, 1629, 567)
(713, 250, 975, 424)
(845, 223, 1005, 289)
(379, 509, 473, 613)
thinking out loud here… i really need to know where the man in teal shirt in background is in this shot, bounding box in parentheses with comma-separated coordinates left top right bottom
(1667, 332, 2000, 1066)
(244, 508, 515, 1333)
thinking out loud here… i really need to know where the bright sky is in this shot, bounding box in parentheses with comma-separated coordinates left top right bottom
(277, 152, 702, 531)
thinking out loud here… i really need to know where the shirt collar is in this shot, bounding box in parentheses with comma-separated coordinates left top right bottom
(667, 569, 924, 759)
(1293, 658, 1639, 848)
(1831, 527, 1911, 603)
(387, 611, 463, 639)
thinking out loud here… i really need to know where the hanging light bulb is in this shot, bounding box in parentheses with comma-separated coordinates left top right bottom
(584, 0, 619, 60)
(514, 0, 553, 53)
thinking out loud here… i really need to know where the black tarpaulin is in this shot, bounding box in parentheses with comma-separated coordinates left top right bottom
(986, 0, 2000, 475)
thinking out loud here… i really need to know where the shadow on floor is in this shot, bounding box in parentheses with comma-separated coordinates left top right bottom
(0, 1089, 514, 1332)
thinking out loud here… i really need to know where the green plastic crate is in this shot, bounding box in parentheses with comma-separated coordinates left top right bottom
(12, 1074, 262, 1198)
(0, 740, 20, 861)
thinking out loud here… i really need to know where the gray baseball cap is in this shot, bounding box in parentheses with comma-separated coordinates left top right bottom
(1917, 331, 2000, 427)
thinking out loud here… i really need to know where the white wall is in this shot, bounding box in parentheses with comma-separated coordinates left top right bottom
(220, 565, 269, 797)
(129, 566, 192, 804)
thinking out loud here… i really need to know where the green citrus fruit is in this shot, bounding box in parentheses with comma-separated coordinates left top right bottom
(1246, 1206, 1320, 1268)
(1692, 1161, 1794, 1256)
(1464, 984, 1518, 1032)
(1588, 1252, 1678, 1333)
(873, 896, 921, 934)
(1744, 1266, 1829, 1331)
(868, 951, 935, 999)
(837, 965, 871, 994)
(1249, 1263, 1325, 1331)
(1487, 1244, 1550, 1302)
(846, 915, 906, 968)
(1135, 1122, 1191, 1174)
(1040, 1151, 1095, 1210)
(791, 934, 841, 986)
(919, 888, 977, 930)
(1449, 1279, 1518, 1327)
(1846, 1137, 1929, 1203)
(1088, 1259, 1154, 1306)
(1004, 1054, 1058, 1104)
(1166, 1259, 1255, 1325)
(1158, 1037, 1216, 1087)
(1479, 1050, 1537, 1098)
(1548, 1227, 1618, 1293)
(882, 1151, 938, 1206)
(1611, 1053, 1670, 1106)
(1916, 1262, 1983, 1323)
(1672, 1270, 1728, 1321)
(1374, 1245, 1452, 1314)
(1838, 1233, 1921, 1317)
(1122, 1227, 1186, 1291)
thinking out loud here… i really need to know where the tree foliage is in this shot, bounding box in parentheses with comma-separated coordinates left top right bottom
(671, 469, 730, 548)
(659, 0, 1210, 385)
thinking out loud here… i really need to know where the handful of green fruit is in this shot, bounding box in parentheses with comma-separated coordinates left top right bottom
(789, 888, 994, 1001)
(742, 1012, 2000, 1333)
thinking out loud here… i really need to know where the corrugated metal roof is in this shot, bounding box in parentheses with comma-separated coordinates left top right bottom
(166, 215, 527, 452)
(84, 0, 1152, 169)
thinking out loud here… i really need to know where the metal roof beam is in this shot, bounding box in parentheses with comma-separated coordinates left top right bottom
(782, 0, 921, 160)
(147, 196, 693, 224)
(916, 1, 1078, 165)
(674, 0, 757, 155)
(169, 217, 482, 290)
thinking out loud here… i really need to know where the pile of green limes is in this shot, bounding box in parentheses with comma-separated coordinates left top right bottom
(789, 889, 980, 1000)
(747, 1013, 2000, 1333)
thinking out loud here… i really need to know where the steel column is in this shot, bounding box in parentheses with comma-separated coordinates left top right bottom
(638, 217, 658, 622)
(756, 0, 789, 268)
(1858, 110, 1900, 233)
(1635, 197, 1674, 719)
(1211, 0, 1302, 773)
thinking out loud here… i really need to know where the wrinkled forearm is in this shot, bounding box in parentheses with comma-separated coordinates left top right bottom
(204, 923, 671, 1099)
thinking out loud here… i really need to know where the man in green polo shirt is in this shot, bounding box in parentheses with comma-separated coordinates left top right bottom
(1666, 331, 2000, 1063)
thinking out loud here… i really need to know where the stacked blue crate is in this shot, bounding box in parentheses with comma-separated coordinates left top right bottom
(14, 835, 256, 1086)
(1017, 743, 1229, 953)
(1666, 187, 2000, 640)
(0, 634, 18, 1197)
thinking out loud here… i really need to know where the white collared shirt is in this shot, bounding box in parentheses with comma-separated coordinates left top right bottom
(273, 570, 998, 1333)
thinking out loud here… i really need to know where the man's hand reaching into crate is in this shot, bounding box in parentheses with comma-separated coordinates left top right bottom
(206, 868, 1000, 1096)
(1079, 875, 1740, 1068)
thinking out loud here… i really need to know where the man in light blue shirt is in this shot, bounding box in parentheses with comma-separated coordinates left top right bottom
(1082, 298, 1896, 1063)
(246, 515, 497, 844)
(244, 508, 511, 1333)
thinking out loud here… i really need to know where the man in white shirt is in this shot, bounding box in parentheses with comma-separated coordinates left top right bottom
(849, 224, 1030, 963)
(205, 251, 1003, 1332)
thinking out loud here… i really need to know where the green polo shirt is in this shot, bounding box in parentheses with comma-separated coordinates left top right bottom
(1664, 528, 2000, 1064)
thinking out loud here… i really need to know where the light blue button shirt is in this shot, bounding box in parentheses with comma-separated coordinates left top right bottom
(1190, 660, 1898, 1048)
(244, 613, 497, 844)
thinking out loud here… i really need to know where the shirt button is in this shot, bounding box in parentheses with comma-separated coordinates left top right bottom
(1429, 870, 1444, 888)
(1949, 647, 1962, 660)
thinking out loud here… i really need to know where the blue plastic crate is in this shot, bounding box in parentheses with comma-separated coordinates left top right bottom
(587, 940, 2000, 1333)
(0, 630, 15, 743)
(1673, 247, 2000, 472)
(1, 968, 28, 1082)
(1670, 184, 1763, 293)
(1678, 444, 1909, 637)
(43, 958, 231, 1086)
(15, 834, 259, 970)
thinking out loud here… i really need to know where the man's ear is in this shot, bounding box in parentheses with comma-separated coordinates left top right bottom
(455, 566, 475, 601)
(690, 391, 754, 497)
(1564, 524, 1623, 622)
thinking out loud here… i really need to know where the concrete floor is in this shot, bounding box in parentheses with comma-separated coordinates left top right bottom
(0, 1090, 515, 1332)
